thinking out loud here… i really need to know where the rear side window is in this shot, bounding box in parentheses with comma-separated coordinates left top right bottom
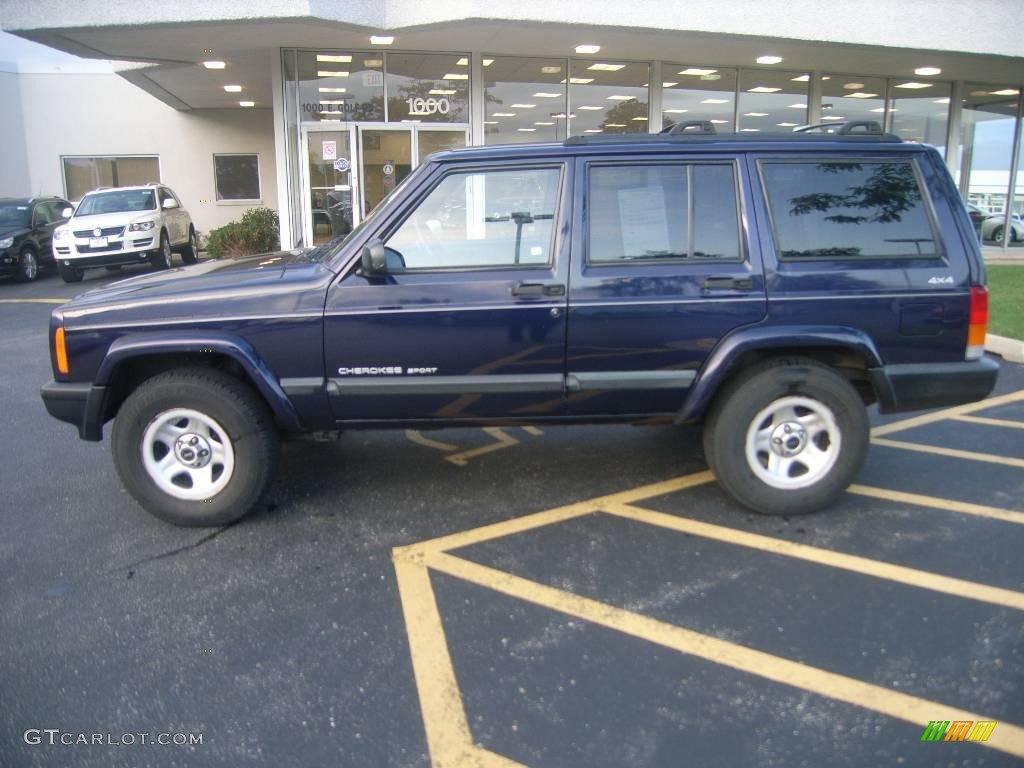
(760, 160, 939, 260)
(588, 163, 741, 263)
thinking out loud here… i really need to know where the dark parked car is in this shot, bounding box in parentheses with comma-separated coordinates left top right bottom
(41, 121, 998, 527)
(0, 196, 71, 282)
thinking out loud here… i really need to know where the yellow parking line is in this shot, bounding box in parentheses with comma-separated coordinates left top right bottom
(424, 550, 1024, 760)
(849, 485, 1024, 525)
(0, 298, 65, 304)
(952, 414, 1024, 430)
(521, 426, 544, 436)
(406, 430, 460, 453)
(871, 389, 1024, 437)
(446, 427, 520, 466)
(602, 502, 1024, 611)
(871, 437, 1024, 468)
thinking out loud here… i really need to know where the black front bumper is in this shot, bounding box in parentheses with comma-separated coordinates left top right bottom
(40, 381, 107, 441)
(869, 357, 1000, 414)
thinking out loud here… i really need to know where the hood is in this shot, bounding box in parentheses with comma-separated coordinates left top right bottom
(59, 249, 337, 328)
(64, 211, 152, 231)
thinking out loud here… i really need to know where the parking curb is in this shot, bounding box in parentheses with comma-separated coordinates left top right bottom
(986, 333, 1024, 364)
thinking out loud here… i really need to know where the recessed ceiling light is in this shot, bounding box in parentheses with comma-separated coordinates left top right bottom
(541, 66, 562, 74)
(756, 55, 783, 65)
(747, 86, 781, 93)
(744, 112, 769, 117)
(894, 82, 933, 89)
(577, 105, 602, 110)
(239, 100, 254, 107)
(202, 61, 226, 69)
(791, 74, 809, 82)
(319, 99, 346, 105)
(534, 121, 555, 126)
(933, 97, 951, 104)
(533, 92, 561, 98)
(588, 63, 625, 72)
(843, 82, 865, 90)
(456, 57, 468, 66)
(317, 54, 352, 63)
(662, 82, 678, 88)
(844, 92, 878, 99)
(483, 120, 499, 125)
(915, 66, 942, 76)
(560, 77, 594, 84)
(317, 71, 348, 78)
(483, 58, 494, 67)
(492, 112, 516, 117)
(606, 95, 633, 101)
(575, 44, 601, 54)
(443, 73, 469, 80)
(511, 103, 536, 108)
(319, 87, 346, 93)
(362, 58, 383, 68)
(631, 116, 648, 121)
(223, 84, 242, 92)
(430, 89, 457, 95)
(605, 123, 626, 127)
(701, 98, 729, 104)
(710, 119, 729, 124)
(777, 122, 799, 127)
(788, 103, 808, 108)
(517, 128, 536, 132)
(678, 68, 717, 76)
(991, 89, 1020, 96)
(584, 129, 603, 133)
(369, 36, 394, 45)
(664, 109, 689, 114)
(740, 128, 761, 132)
(821, 115, 845, 120)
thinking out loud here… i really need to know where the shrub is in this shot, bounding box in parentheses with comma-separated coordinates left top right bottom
(205, 207, 280, 258)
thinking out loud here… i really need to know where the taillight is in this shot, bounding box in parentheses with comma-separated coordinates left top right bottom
(966, 285, 988, 360)
(54, 326, 69, 375)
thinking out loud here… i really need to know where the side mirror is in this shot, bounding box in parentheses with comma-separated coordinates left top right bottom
(61, 207, 73, 218)
(360, 239, 388, 275)
(162, 198, 179, 210)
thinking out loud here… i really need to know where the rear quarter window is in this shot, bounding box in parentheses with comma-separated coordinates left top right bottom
(759, 159, 941, 260)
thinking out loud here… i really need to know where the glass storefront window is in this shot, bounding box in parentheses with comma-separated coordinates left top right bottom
(385, 53, 469, 123)
(568, 59, 649, 136)
(484, 56, 568, 144)
(296, 51, 385, 123)
(821, 74, 887, 128)
(737, 70, 808, 132)
(888, 80, 951, 154)
(662, 66, 737, 133)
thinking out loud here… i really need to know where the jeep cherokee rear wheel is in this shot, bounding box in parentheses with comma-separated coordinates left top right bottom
(111, 368, 279, 526)
(702, 357, 868, 516)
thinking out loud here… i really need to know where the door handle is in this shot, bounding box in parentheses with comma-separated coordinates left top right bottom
(512, 282, 565, 297)
(700, 276, 753, 291)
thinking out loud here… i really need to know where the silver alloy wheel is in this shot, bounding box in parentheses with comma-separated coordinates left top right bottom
(161, 236, 172, 265)
(744, 396, 841, 490)
(21, 251, 37, 280)
(141, 408, 235, 500)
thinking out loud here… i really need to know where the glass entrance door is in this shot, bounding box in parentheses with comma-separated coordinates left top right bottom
(301, 126, 357, 246)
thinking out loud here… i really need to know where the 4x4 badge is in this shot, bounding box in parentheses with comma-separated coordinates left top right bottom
(927, 276, 954, 285)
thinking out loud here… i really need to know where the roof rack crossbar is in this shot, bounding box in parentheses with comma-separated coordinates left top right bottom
(660, 120, 717, 136)
(793, 120, 884, 135)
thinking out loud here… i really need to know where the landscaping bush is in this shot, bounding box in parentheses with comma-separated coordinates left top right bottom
(205, 207, 280, 258)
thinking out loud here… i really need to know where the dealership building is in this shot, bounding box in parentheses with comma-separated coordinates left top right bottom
(1, 0, 1023, 248)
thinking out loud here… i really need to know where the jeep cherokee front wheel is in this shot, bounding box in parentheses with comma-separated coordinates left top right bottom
(702, 357, 868, 516)
(111, 368, 279, 526)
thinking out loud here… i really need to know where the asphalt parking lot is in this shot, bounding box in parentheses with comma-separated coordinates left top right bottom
(2, 266, 1023, 767)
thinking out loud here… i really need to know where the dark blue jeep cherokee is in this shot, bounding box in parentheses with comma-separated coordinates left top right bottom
(41, 121, 998, 526)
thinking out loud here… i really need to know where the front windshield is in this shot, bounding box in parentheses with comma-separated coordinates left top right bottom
(76, 190, 156, 217)
(0, 203, 31, 228)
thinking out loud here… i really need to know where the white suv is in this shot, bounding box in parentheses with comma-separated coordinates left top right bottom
(53, 184, 198, 282)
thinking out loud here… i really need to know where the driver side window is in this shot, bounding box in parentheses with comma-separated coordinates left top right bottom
(385, 166, 561, 270)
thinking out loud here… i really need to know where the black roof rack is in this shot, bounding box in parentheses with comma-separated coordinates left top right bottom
(565, 119, 902, 145)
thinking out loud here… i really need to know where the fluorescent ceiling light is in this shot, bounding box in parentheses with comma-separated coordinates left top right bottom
(606, 95, 633, 100)
(317, 71, 348, 78)
(915, 66, 942, 76)
(533, 92, 561, 98)
(933, 97, 951, 104)
(363, 59, 383, 68)
(821, 115, 845, 120)
(844, 92, 878, 99)
(868, 107, 896, 112)
(678, 68, 717, 76)
(991, 89, 1020, 96)
(492, 112, 516, 117)
(843, 82, 865, 90)
(517, 128, 536, 132)
(894, 82, 933, 89)
(317, 54, 352, 63)
(788, 103, 808, 108)
(710, 119, 729, 124)
(369, 36, 394, 45)
(511, 103, 536, 108)
(756, 55, 783, 64)
(577, 105, 602, 110)
(588, 63, 625, 72)
(319, 87, 346, 93)
(584, 129, 602, 133)
(430, 89, 456, 95)
(534, 121, 555, 126)
(560, 77, 594, 84)
(223, 84, 242, 92)
(747, 86, 781, 93)
(664, 109, 688, 114)
(483, 59, 494, 67)
(631, 116, 648, 121)
(662, 82, 678, 88)
(541, 66, 562, 74)
(319, 99, 346, 104)
(740, 128, 760, 132)
(791, 74, 809, 82)
(483, 120, 498, 124)
(744, 112, 769, 117)
(202, 61, 226, 69)
(777, 122, 799, 127)
(239, 101, 254, 107)
(605, 123, 626, 127)
(443, 73, 469, 80)
(575, 44, 601, 54)
(701, 98, 729, 104)
(456, 57, 468, 66)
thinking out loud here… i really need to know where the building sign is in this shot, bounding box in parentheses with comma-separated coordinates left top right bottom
(333, 157, 351, 172)
(406, 97, 451, 116)
(382, 162, 395, 176)
(322, 141, 337, 160)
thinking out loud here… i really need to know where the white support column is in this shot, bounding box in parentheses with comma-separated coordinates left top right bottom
(807, 71, 823, 125)
(470, 52, 485, 146)
(649, 60, 662, 133)
(271, 48, 295, 249)
(946, 80, 964, 177)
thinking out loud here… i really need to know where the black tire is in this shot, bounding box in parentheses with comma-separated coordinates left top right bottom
(181, 227, 199, 265)
(111, 368, 279, 526)
(702, 357, 869, 516)
(992, 226, 1004, 243)
(58, 262, 84, 283)
(14, 247, 38, 283)
(149, 231, 171, 270)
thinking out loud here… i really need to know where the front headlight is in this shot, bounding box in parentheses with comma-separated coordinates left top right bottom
(0, 236, 13, 248)
(129, 220, 156, 232)
(53, 228, 69, 242)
